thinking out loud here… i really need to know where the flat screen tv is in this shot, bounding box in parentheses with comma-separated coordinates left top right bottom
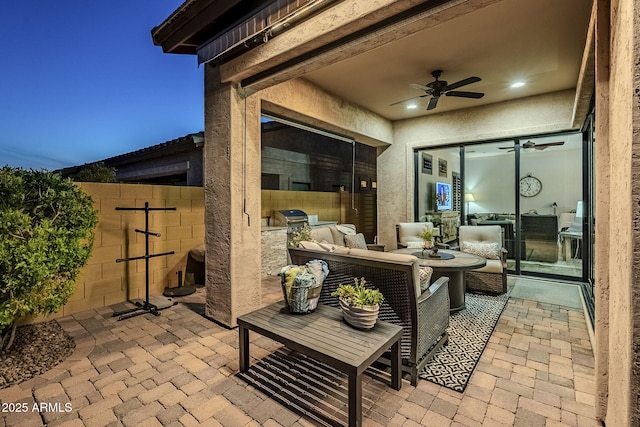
(435, 182, 452, 211)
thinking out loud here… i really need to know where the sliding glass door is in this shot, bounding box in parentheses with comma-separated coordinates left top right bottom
(519, 134, 582, 278)
(415, 130, 588, 282)
(464, 141, 517, 268)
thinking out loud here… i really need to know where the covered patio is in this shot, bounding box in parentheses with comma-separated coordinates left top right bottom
(0, 276, 597, 426)
(149, 1, 639, 425)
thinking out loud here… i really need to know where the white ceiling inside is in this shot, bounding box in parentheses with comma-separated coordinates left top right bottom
(302, 0, 593, 121)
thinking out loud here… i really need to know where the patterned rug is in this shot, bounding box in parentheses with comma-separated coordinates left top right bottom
(419, 292, 510, 392)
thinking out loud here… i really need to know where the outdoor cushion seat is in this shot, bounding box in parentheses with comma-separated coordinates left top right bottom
(396, 222, 435, 248)
(289, 246, 450, 386)
(396, 222, 449, 250)
(472, 258, 503, 274)
(458, 225, 507, 294)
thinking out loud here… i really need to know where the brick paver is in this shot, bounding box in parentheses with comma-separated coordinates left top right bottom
(0, 277, 602, 426)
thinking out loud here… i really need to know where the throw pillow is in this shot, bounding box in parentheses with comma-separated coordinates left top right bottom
(344, 233, 368, 250)
(461, 241, 501, 260)
(418, 266, 433, 293)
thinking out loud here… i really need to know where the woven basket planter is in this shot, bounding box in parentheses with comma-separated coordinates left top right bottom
(282, 282, 322, 314)
(339, 298, 379, 329)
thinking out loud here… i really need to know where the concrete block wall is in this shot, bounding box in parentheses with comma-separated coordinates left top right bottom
(58, 183, 205, 318)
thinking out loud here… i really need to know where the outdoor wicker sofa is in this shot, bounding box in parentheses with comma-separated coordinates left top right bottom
(289, 246, 450, 385)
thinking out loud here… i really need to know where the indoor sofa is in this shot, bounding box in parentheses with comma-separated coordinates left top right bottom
(288, 246, 450, 386)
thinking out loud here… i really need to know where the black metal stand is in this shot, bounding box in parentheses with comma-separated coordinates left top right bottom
(113, 202, 176, 321)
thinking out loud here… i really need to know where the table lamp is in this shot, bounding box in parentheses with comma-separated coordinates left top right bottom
(465, 193, 475, 214)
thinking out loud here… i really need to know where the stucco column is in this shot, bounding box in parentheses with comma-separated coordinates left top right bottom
(594, 0, 610, 421)
(203, 65, 262, 327)
(594, 0, 640, 425)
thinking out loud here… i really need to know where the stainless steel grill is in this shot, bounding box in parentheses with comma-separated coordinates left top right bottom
(275, 209, 308, 264)
(274, 209, 308, 233)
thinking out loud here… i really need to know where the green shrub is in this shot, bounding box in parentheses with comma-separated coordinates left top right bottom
(0, 167, 98, 350)
(71, 162, 117, 183)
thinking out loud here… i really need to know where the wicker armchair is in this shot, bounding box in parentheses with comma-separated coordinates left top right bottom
(289, 247, 450, 385)
(458, 225, 508, 294)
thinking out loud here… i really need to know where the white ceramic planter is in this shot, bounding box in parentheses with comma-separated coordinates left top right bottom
(339, 298, 379, 329)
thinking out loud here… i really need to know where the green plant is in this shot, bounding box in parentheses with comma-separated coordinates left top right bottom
(289, 223, 313, 247)
(71, 162, 117, 183)
(419, 226, 434, 241)
(331, 277, 384, 307)
(0, 167, 98, 351)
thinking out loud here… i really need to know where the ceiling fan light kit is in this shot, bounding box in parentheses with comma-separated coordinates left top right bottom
(391, 69, 485, 110)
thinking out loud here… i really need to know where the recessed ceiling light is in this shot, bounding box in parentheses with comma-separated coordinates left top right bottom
(511, 82, 525, 88)
(407, 104, 418, 109)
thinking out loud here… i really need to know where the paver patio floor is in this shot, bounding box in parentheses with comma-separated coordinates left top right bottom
(0, 276, 601, 427)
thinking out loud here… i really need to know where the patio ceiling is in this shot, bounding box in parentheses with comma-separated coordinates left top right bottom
(154, 0, 594, 123)
(301, 0, 593, 121)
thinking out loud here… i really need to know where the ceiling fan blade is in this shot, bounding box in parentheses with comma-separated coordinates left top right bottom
(498, 147, 513, 150)
(427, 96, 440, 110)
(535, 141, 565, 150)
(443, 76, 481, 91)
(389, 95, 427, 107)
(445, 91, 485, 99)
(410, 83, 430, 92)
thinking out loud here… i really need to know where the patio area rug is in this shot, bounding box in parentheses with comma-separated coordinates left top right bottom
(419, 291, 510, 392)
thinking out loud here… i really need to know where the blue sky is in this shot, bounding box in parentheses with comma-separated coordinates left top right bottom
(0, 1, 203, 170)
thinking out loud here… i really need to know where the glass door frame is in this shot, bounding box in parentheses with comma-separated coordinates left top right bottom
(413, 129, 593, 284)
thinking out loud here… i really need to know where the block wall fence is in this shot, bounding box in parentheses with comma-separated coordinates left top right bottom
(36, 186, 373, 320)
(55, 182, 205, 318)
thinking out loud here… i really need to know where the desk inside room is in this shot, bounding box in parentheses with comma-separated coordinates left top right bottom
(559, 230, 582, 261)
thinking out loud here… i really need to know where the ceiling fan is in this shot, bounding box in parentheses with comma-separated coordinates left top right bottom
(498, 140, 565, 152)
(390, 70, 485, 110)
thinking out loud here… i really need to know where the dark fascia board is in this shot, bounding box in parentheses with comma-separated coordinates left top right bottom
(103, 132, 204, 167)
(151, 0, 243, 54)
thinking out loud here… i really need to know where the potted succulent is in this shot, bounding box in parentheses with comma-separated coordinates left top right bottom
(331, 278, 384, 329)
(419, 226, 440, 257)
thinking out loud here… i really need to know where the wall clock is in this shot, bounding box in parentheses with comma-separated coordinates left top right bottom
(519, 174, 542, 197)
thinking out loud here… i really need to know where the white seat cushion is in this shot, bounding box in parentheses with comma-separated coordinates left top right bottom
(472, 259, 503, 274)
(398, 222, 435, 246)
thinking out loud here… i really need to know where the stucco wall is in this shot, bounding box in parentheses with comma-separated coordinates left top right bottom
(598, 0, 639, 424)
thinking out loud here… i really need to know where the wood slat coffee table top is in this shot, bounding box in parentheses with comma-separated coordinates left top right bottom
(237, 301, 403, 375)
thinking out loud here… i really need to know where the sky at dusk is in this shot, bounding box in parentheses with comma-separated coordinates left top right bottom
(0, 1, 204, 170)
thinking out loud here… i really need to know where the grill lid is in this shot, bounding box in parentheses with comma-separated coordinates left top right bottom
(278, 209, 307, 217)
(274, 209, 308, 226)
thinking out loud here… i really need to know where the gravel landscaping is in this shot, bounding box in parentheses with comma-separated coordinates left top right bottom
(0, 321, 74, 389)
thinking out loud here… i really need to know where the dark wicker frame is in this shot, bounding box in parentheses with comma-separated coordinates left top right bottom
(289, 247, 450, 385)
(461, 226, 508, 295)
(464, 253, 508, 294)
